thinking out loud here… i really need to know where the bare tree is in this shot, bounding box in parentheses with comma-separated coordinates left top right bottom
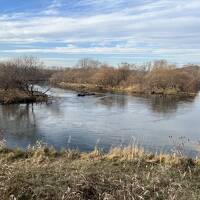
(0, 56, 46, 95)
(76, 58, 101, 68)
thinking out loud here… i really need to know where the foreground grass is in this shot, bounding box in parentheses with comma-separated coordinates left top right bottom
(0, 146, 200, 200)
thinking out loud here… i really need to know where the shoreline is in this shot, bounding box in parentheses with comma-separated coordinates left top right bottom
(0, 89, 49, 105)
(0, 145, 200, 199)
(0, 84, 196, 105)
(56, 82, 197, 98)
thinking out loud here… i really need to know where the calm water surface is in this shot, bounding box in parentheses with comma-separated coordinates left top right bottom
(0, 87, 200, 156)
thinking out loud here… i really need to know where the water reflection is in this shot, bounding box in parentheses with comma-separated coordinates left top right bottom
(0, 104, 37, 133)
(147, 95, 196, 114)
(96, 93, 196, 115)
(0, 88, 199, 155)
(97, 95, 128, 108)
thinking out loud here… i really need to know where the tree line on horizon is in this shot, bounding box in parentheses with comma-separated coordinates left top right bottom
(0, 57, 200, 95)
(50, 58, 200, 94)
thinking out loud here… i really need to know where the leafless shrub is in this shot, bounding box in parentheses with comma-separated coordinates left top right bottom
(49, 59, 200, 94)
(0, 56, 53, 95)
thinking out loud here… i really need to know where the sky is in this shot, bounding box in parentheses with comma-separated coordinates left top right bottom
(0, 0, 200, 67)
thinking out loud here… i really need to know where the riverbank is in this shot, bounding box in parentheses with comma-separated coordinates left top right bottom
(0, 145, 200, 200)
(0, 89, 48, 104)
(57, 82, 197, 97)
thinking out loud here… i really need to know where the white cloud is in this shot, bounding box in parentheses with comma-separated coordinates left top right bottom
(1, 0, 200, 65)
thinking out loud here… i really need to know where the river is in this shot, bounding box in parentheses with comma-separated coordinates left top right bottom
(0, 87, 200, 156)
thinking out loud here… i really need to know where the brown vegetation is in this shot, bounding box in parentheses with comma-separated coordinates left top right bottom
(1, 57, 199, 102)
(0, 89, 48, 104)
(0, 145, 200, 200)
(0, 56, 54, 104)
(50, 59, 200, 96)
(0, 56, 51, 93)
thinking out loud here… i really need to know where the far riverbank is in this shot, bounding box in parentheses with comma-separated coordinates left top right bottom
(56, 82, 197, 98)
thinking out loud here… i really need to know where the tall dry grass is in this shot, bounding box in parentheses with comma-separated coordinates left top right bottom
(0, 142, 200, 200)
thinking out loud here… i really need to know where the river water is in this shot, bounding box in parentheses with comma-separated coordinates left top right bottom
(0, 87, 200, 156)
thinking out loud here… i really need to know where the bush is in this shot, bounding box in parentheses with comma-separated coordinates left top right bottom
(0, 56, 50, 94)
(50, 59, 200, 94)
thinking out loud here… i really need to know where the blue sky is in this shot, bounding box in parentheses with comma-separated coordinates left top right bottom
(0, 0, 200, 66)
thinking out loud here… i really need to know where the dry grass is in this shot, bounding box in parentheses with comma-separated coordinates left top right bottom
(0, 144, 200, 200)
(56, 82, 197, 98)
(50, 61, 200, 97)
(0, 89, 48, 104)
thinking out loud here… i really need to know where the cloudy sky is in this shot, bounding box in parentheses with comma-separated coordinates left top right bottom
(0, 0, 200, 66)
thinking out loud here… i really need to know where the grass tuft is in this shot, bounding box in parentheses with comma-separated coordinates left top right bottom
(0, 146, 200, 199)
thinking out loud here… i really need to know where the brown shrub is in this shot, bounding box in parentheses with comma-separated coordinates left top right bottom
(50, 59, 200, 94)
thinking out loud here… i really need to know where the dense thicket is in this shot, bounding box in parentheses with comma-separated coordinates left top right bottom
(0, 56, 54, 95)
(1, 57, 199, 95)
(50, 59, 200, 94)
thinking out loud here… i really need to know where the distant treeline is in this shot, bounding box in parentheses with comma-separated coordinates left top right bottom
(0, 57, 200, 96)
(50, 59, 200, 95)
